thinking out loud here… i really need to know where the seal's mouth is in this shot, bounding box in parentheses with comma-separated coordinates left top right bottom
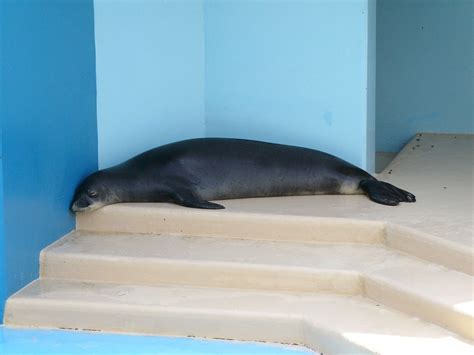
(71, 203, 94, 213)
(70, 198, 102, 213)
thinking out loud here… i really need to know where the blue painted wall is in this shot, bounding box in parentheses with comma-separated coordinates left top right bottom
(94, 0, 205, 168)
(0, 160, 4, 321)
(95, 0, 375, 170)
(204, 0, 374, 169)
(376, 0, 474, 152)
(0, 0, 98, 319)
(0, 4, 5, 319)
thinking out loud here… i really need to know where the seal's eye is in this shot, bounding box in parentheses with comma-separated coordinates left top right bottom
(88, 190, 98, 197)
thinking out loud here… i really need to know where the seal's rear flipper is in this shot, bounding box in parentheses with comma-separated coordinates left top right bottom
(171, 189, 225, 209)
(360, 180, 416, 206)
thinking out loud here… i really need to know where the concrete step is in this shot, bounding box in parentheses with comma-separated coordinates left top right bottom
(40, 231, 474, 340)
(4, 279, 472, 355)
(77, 203, 386, 244)
(76, 203, 473, 276)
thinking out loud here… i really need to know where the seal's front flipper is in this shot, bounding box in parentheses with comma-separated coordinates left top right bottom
(171, 189, 225, 209)
(360, 180, 416, 206)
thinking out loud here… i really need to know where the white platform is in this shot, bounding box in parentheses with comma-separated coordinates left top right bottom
(4, 133, 474, 354)
(6, 279, 473, 355)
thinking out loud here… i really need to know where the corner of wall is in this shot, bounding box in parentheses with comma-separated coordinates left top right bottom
(366, 0, 376, 173)
(92, 0, 102, 169)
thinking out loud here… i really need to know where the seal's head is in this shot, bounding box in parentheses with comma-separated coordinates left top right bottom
(70, 171, 118, 212)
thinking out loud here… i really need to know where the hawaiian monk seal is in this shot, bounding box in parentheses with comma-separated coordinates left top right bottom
(70, 138, 415, 212)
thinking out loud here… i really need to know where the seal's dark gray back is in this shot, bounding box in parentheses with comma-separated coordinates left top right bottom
(120, 138, 371, 200)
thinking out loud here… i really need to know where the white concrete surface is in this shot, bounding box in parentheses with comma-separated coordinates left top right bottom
(378, 133, 473, 248)
(4, 133, 473, 354)
(5, 280, 472, 355)
(40, 231, 474, 339)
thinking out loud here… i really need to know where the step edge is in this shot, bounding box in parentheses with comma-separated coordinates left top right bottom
(6, 280, 472, 354)
(41, 253, 364, 295)
(9, 279, 467, 355)
(364, 276, 474, 340)
(76, 207, 386, 245)
(385, 223, 474, 276)
(40, 251, 474, 340)
(75, 205, 473, 275)
(41, 243, 472, 313)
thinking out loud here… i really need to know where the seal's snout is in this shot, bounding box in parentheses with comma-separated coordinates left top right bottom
(70, 198, 83, 213)
(70, 196, 93, 213)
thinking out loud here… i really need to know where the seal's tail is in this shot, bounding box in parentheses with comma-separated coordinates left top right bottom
(359, 179, 416, 206)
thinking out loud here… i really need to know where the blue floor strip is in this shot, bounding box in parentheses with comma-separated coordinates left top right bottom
(0, 327, 314, 355)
